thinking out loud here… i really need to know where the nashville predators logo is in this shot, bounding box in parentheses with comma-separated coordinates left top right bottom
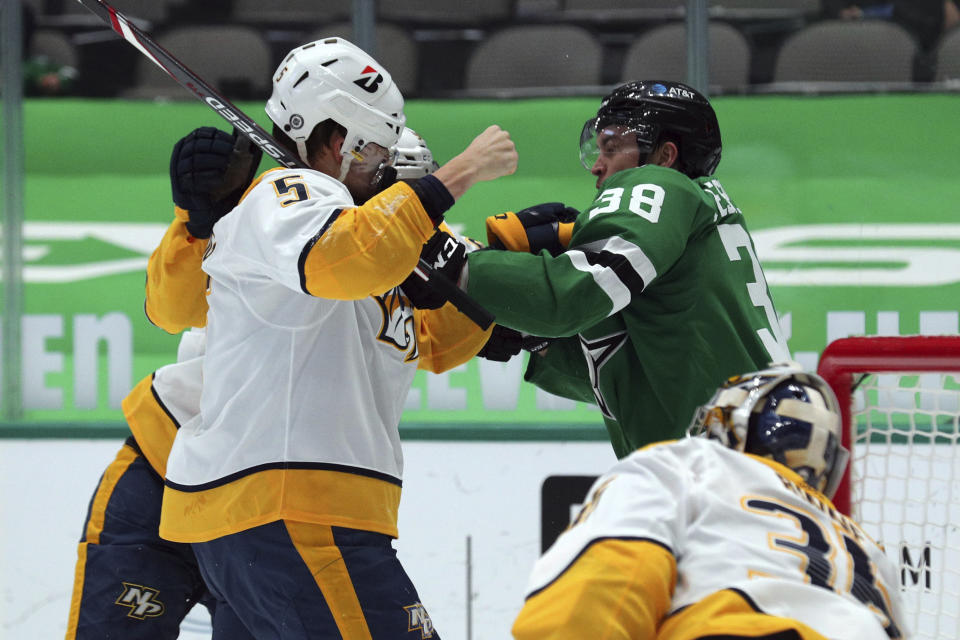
(115, 582, 165, 619)
(403, 602, 435, 639)
(375, 289, 418, 362)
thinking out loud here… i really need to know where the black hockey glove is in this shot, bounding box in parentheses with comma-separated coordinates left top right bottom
(485, 202, 579, 257)
(170, 126, 262, 239)
(400, 231, 467, 310)
(476, 325, 551, 362)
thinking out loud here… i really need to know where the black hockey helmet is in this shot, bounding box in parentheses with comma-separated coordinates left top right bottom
(579, 80, 722, 178)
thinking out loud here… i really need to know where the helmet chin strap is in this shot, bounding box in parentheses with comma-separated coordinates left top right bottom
(295, 139, 310, 169)
(338, 148, 364, 182)
(291, 136, 354, 180)
(338, 156, 351, 181)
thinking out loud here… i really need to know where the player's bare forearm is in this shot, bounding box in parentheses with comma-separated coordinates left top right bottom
(431, 160, 479, 201)
(432, 125, 517, 201)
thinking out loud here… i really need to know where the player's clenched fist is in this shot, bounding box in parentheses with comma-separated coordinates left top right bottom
(432, 125, 518, 201)
(461, 125, 518, 182)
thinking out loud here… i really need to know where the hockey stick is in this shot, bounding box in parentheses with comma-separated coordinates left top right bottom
(75, 0, 495, 330)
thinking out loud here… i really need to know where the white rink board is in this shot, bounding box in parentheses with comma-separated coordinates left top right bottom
(5, 438, 955, 639)
(0, 438, 617, 639)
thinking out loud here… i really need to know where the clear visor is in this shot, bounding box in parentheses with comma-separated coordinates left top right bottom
(578, 119, 650, 171)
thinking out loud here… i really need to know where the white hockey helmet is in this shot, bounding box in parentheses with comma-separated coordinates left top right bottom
(688, 363, 849, 498)
(393, 127, 440, 180)
(265, 37, 406, 179)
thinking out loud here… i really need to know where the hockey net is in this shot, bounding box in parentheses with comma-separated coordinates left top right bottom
(818, 336, 960, 640)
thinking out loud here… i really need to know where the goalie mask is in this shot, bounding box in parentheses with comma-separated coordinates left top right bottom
(579, 80, 721, 179)
(688, 364, 849, 498)
(393, 127, 439, 180)
(266, 37, 406, 180)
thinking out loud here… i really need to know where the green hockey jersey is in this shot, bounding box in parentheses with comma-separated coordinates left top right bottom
(466, 165, 789, 458)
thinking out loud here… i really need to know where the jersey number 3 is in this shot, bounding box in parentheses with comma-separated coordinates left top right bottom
(746, 498, 902, 639)
(718, 223, 790, 362)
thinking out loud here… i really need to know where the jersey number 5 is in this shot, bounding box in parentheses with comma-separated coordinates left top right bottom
(272, 175, 310, 207)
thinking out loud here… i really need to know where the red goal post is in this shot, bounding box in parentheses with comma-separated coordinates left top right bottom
(817, 335, 960, 640)
(817, 335, 960, 514)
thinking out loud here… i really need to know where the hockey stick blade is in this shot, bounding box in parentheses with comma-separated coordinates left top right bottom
(74, 0, 495, 329)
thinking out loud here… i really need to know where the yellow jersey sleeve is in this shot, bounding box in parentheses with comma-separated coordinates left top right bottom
(121, 372, 178, 477)
(144, 209, 209, 333)
(412, 219, 491, 373)
(414, 305, 493, 373)
(512, 538, 676, 640)
(301, 181, 436, 299)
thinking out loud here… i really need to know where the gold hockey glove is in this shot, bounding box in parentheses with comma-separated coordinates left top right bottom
(485, 202, 578, 256)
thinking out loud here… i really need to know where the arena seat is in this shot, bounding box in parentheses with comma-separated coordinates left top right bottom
(773, 19, 917, 82)
(379, 0, 514, 26)
(29, 29, 79, 68)
(621, 21, 751, 90)
(309, 23, 419, 96)
(465, 24, 603, 90)
(121, 26, 273, 100)
(934, 27, 960, 81)
(232, 0, 349, 26)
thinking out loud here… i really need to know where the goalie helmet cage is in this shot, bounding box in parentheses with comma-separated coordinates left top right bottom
(817, 335, 960, 640)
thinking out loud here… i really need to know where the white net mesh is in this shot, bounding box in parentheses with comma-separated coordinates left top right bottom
(851, 373, 960, 640)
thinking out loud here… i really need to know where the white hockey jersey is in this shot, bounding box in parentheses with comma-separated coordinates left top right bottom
(122, 328, 205, 477)
(513, 437, 907, 640)
(160, 168, 488, 544)
(123, 211, 210, 477)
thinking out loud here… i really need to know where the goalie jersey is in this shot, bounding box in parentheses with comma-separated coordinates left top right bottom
(159, 168, 490, 543)
(465, 165, 790, 457)
(513, 437, 906, 640)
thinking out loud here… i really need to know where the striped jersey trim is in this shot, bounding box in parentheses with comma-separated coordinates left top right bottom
(148, 372, 181, 430)
(160, 466, 403, 542)
(298, 207, 345, 294)
(668, 587, 765, 621)
(566, 236, 656, 314)
(526, 535, 674, 600)
(727, 587, 763, 613)
(164, 460, 403, 492)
